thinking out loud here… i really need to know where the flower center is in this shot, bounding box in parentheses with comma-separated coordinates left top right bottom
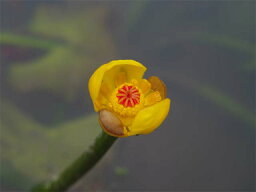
(116, 85, 140, 107)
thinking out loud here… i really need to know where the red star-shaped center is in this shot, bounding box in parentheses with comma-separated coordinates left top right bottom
(116, 85, 140, 107)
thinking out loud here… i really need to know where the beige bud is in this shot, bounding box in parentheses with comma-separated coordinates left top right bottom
(99, 110, 124, 136)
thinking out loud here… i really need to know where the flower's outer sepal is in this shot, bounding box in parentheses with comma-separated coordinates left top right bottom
(99, 109, 127, 137)
(89, 60, 147, 111)
(128, 98, 171, 135)
(148, 76, 167, 99)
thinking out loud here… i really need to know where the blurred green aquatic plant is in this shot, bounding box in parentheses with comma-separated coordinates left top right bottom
(32, 132, 116, 192)
(9, 47, 88, 100)
(1, 100, 101, 189)
(0, 32, 60, 50)
(7, 4, 116, 101)
(114, 166, 129, 176)
(124, 0, 149, 34)
(1, 4, 120, 191)
(195, 32, 254, 55)
(199, 85, 255, 126)
(125, 2, 255, 122)
(161, 70, 255, 127)
(195, 32, 255, 72)
(0, 160, 33, 190)
(2, 100, 117, 191)
(143, 31, 255, 72)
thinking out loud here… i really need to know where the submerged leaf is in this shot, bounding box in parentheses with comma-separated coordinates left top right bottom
(1, 100, 101, 188)
(159, 69, 254, 127)
(199, 85, 255, 126)
(8, 4, 117, 101)
(114, 166, 129, 176)
(0, 32, 60, 49)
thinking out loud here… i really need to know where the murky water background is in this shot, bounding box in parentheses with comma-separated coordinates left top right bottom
(1, 1, 255, 191)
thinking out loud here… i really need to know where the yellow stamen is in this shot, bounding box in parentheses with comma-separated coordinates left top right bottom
(148, 76, 166, 98)
(138, 79, 151, 95)
(144, 91, 162, 106)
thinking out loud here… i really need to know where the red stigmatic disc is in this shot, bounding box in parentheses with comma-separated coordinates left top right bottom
(116, 85, 140, 107)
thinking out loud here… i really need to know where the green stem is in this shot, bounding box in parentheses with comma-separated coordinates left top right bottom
(32, 131, 117, 192)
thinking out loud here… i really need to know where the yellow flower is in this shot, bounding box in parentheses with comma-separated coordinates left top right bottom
(88, 60, 171, 137)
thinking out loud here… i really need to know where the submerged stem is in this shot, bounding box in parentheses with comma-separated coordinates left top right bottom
(32, 131, 117, 192)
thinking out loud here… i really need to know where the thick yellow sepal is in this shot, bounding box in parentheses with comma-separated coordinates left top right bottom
(88, 60, 147, 111)
(128, 98, 171, 136)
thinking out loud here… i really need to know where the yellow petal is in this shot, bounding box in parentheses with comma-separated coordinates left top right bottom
(88, 64, 107, 111)
(128, 98, 171, 135)
(100, 82, 111, 99)
(88, 60, 147, 111)
(114, 71, 127, 87)
(144, 91, 161, 106)
(94, 94, 109, 110)
(148, 76, 167, 99)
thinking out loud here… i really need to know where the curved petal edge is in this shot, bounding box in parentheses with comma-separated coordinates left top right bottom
(128, 98, 171, 135)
